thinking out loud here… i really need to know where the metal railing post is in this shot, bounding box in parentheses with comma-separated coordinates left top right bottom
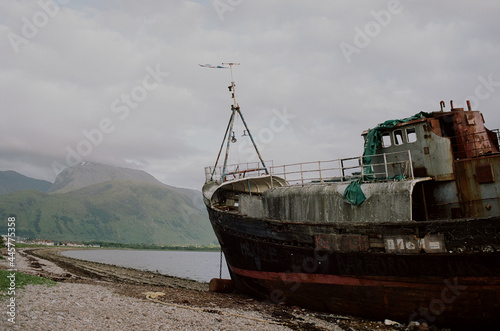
(318, 161, 323, 183)
(339, 159, 343, 182)
(360, 156, 364, 181)
(383, 153, 388, 179)
(300, 163, 304, 186)
(270, 166, 274, 188)
(408, 150, 414, 179)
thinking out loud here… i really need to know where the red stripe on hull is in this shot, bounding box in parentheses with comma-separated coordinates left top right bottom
(229, 265, 500, 289)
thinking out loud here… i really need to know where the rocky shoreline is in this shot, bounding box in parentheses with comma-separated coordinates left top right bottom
(0, 247, 422, 330)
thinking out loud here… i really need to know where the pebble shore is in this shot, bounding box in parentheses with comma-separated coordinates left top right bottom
(0, 248, 407, 330)
(4, 282, 297, 330)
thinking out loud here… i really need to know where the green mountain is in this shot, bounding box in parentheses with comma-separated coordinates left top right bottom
(0, 163, 216, 245)
(0, 180, 216, 245)
(0, 170, 52, 195)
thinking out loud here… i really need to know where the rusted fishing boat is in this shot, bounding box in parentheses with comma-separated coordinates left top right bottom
(202, 67, 500, 329)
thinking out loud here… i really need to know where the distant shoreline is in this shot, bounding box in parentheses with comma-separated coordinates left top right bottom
(17, 242, 221, 252)
(24, 247, 210, 290)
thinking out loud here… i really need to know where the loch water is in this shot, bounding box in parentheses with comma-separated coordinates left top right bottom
(62, 249, 231, 282)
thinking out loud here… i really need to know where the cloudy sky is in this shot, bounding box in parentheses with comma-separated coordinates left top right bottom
(1, 0, 500, 190)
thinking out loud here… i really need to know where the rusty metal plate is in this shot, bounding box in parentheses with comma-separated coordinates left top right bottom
(466, 113, 476, 125)
(476, 164, 494, 183)
(315, 234, 369, 252)
(384, 234, 446, 254)
(451, 207, 463, 219)
(421, 233, 447, 253)
(384, 235, 420, 254)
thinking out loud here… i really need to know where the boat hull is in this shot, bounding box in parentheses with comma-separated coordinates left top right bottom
(208, 208, 500, 329)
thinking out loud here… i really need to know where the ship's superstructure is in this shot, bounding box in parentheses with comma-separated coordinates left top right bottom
(202, 69, 500, 329)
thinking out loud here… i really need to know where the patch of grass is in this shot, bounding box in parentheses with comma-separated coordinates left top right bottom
(0, 270, 56, 300)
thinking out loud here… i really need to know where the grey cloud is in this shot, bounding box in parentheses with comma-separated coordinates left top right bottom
(1, 0, 500, 189)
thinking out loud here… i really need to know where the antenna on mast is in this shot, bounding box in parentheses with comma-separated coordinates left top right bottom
(223, 62, 240, 109)
(201, 62, 268, 182)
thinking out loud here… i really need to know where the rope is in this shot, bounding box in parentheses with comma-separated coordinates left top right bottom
(143, 294, 281, 325)
(219, 249, 223, 279)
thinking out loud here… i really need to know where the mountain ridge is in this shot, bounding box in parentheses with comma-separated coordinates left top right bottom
(0, 163, 214, 245)
(48, 162, 163, 193)
(0, 170, 52, 195)
(0, 180, 215, 245)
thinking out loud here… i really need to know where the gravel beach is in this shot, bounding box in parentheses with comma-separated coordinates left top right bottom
(4, 282, 295, 330)
(0, 247, 407, 330)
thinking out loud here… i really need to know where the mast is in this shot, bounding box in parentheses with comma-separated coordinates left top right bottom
(208, 63, 268, 181)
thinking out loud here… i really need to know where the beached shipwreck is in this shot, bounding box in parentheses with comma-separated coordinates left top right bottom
(202, 72, 499, 329)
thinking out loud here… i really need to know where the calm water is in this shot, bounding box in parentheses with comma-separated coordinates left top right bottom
(62, 249, 230, 282)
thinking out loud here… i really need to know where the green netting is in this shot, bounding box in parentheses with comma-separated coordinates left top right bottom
(343, 178, 366, 205)
(343, 111, 433, 206)
(362, 111, 433, 168)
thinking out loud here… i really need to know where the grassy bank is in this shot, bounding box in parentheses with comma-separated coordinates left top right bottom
(0, 270, 56, 300)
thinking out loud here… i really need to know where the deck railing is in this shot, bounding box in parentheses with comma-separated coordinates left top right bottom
(205, 150, 414, 186)
(205, 161, 274, 184)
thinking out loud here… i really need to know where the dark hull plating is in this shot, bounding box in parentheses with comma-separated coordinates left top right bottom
(208, 208, 500, 329)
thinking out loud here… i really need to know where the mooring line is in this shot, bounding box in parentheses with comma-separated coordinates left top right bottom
(143, 294, 281, 325)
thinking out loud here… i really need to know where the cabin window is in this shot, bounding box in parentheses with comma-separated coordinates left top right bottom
(382, 132, 392, 147)
(406, 128, 417, 143)
(394, 130, 404, 145)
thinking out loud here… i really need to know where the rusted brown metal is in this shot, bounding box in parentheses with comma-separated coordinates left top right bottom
(477, 164, 495, 184)
(454, 155, 500, 217)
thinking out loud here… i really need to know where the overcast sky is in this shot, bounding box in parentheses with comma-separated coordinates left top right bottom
(1, 0, 500, 190)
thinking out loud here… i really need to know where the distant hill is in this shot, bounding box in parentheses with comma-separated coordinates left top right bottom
(48, 162, 162, 193)
(0, 171, 52, 195)
(0, 180, 216, 245)
(0, 163, 216, 245)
